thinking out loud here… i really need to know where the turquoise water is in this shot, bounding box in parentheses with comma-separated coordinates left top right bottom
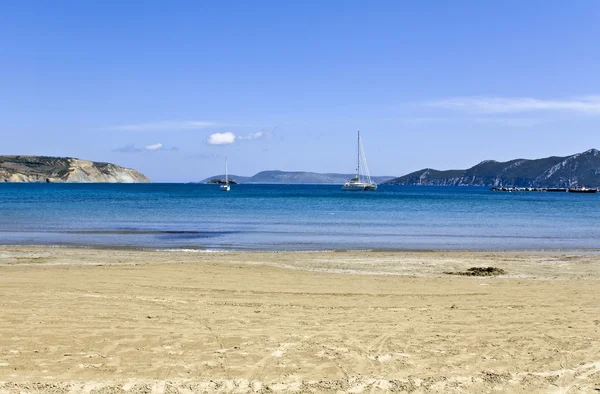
(0, 183, 599, 251)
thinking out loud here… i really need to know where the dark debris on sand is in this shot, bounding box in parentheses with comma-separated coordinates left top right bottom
(444, 267, 506, 276)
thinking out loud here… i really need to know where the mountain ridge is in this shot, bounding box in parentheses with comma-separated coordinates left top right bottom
(200, 149, 600, 187)
(384, 149, 600, 187)
(201, 170, 395, 184)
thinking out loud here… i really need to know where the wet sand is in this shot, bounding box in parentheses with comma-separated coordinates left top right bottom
(0, 246, 599, 393)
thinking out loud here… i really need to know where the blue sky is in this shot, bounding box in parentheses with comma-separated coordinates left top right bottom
(1, 1, 599, 182)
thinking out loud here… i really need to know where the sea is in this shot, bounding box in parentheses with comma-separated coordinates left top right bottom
(0, 183, 599, 251)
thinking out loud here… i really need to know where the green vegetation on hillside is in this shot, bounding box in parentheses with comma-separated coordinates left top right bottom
(384, 149, 600, 187)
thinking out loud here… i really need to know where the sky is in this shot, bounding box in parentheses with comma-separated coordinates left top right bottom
(1, 1, 599, 182)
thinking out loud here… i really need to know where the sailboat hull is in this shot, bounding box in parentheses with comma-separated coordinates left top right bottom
(342, 182, 377, 191)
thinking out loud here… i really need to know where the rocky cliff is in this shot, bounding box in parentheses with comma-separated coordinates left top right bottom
(0, 156, 151, 183)
(384, 149, 600, 187)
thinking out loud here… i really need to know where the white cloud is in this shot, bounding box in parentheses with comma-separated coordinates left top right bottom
(207, 132, 236, 145)
(426, 96, 600, 114)
(145, 143, 164, 151)
(112, 120, 223, 131)
(206, 130, 272, 145)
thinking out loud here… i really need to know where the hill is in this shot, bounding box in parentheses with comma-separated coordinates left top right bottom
(384, 149, 600, 187)
(0, 156, 151, 183)
(201, 171, 395, 184)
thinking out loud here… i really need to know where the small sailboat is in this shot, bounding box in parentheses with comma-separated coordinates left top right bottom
(342, 131, 377, 191)
(220, 156, 230, 191)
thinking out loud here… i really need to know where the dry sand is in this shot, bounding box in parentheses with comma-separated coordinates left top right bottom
(0, 246, 599, 393)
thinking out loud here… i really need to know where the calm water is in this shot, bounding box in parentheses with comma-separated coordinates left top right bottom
(0, 183, 599, 251)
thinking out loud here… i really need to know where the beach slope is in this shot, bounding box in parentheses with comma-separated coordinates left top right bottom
(0, 247, 599, 393)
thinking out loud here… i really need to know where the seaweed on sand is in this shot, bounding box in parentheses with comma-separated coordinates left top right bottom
(444, 267, 506, 276)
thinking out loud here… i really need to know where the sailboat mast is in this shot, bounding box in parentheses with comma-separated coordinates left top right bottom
(225, 156, 228, 184)
(356, 131, 361, 180)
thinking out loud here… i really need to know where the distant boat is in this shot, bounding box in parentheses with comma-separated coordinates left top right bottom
(220, 156, 230, 191)
(342, 131, 377, 191)
(568, 185, 597, 193)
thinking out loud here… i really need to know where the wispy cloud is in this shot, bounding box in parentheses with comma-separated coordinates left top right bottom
(113, 144, 142, 153)
(395, 117, 546, 128)
(188, 153, 218, 160)
(207, 132, 236, 145)
(426, 96, 600, 114)
(471, 117, 547, 127)
(113, 143, 178, 153)
(145, 143, 178, 151)
(238, 131, 271, 140)
(207, 130, 272, 145)
(111, 120, 223, 132)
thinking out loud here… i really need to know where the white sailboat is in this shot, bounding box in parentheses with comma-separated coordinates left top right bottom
(342, 131, 377, 191)
(220, 156, 230, 191)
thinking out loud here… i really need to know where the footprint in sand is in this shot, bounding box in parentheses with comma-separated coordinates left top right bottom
(368, 354, 393, 362)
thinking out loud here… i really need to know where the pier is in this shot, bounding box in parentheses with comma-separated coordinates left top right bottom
(491, 187, 598, 193)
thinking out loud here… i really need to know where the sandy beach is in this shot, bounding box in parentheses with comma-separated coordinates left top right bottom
(0, 246, 599, 393)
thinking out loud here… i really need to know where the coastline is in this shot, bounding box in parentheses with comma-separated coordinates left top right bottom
(3, 245, 600, 279)
(1, 246, 599, 393)
(4, 241, 600, 255)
